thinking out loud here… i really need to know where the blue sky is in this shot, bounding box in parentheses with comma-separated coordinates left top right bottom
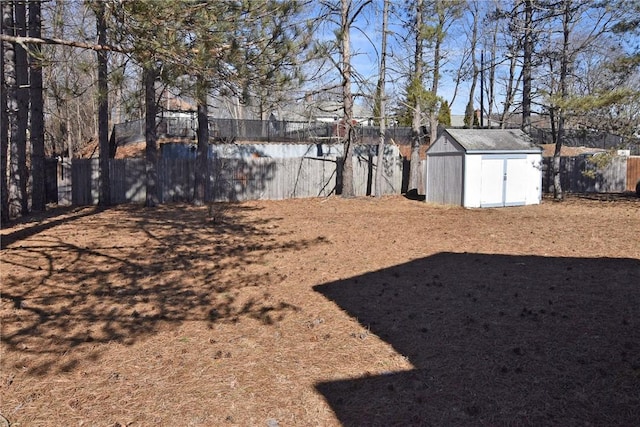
(333, 1, 476, 116)
(336, 0, 640, 118)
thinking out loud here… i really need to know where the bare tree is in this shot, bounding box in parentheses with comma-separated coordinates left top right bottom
(339, 0, 357, 197)
(522, 0, 533, 133)
(463, 0, 480, 129)
(408, 0, 424, 192)
(314, 0, 371, 197)
(426, 0, 464, 142)
(539, 0, 631, 199)
(485, 23, 499, 128)
(41, 1, 99, 159)
(497, 2, 523, 129)
(375, 0, 389, 198)
(550, 1, 571, 200)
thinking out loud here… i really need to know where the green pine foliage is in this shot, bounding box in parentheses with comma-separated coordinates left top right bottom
(438, 100, 451, 126)
(113, 1, 308, 106)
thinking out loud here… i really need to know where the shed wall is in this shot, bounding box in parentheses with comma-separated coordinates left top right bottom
(524, 154, 543, 205)
(425, 154, 463, 205)
(463, 155, 482, 207)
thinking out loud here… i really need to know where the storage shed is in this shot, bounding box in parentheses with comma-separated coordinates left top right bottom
(425, 129, 542, 208)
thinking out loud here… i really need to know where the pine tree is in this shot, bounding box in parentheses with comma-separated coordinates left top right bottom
(375, 0, 389, 198)
(438, 100, 451, 127)
(115, 0, 308, 205)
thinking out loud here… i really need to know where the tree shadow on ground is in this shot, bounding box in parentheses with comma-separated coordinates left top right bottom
(314, 252, 640, 426)
(573, 192, 639, 202)
(1, 203, 327, 375)
(0, 206, 101, 248)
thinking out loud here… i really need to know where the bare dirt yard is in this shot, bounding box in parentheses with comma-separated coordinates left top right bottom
(1, 194, 639, 426)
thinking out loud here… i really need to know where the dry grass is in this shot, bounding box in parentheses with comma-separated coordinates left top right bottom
(1, 194, 639, 426)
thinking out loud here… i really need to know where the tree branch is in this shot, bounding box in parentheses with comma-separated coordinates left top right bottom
(0, 34, 128, 53)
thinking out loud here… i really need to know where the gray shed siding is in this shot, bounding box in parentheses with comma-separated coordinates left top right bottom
(426, 133, 464, 154)
(425, 153, 463, 205)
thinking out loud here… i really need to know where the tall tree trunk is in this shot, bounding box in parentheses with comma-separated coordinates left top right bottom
(409, 0, 424, 192)
(549, 106, 561, 197)
(194, 77, 209, 206)
(144, 65, 159, 207)
(428, 45, 440, 143)
(375, 0, 388, 198)
(66, 106, 73, 158)
(340, 0, 355, 197)
(29, 0, 45, 211)
(96, 1, 110, 206)
(464, 1, 479, 129)
(429, 4, 444, 145)
(500, 53, 519, 128)
(486, 30, 497, 128)
(553, 0, 571, 201)
(522, 0, 533, 133)
(14, 1, 28, 216)
(1, 2, 11, 222)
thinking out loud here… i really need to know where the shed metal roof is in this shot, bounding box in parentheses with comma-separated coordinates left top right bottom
(444, 129, 541, 153)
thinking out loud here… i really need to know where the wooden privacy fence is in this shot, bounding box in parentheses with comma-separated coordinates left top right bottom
(541, 156, 639, 193)
(60, 154, 404, 205)
(56, 155, 638, 206)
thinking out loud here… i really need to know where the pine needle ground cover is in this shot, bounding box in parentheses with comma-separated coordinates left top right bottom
(1, 195, 639, 426)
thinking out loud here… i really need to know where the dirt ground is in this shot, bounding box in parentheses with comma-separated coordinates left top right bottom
(1, 194, 639, 426)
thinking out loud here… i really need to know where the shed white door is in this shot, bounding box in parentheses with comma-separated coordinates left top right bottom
(504, 158, 528, 206)
(480, 156, 528, 207)
(480, 158, 505, 207)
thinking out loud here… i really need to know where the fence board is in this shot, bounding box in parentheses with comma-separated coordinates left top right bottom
(353, 153, 403, 196)
(111, 159, 146, 204)
(72, 159, 99, 205)
(159, 158, 195, 203)
(626, 156, 640, 192)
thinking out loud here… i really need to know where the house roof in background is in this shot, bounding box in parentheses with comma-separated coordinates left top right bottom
(449, 115, 466, 128)
(164, 97, 197, 112)
(539, 144, 607, 157)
